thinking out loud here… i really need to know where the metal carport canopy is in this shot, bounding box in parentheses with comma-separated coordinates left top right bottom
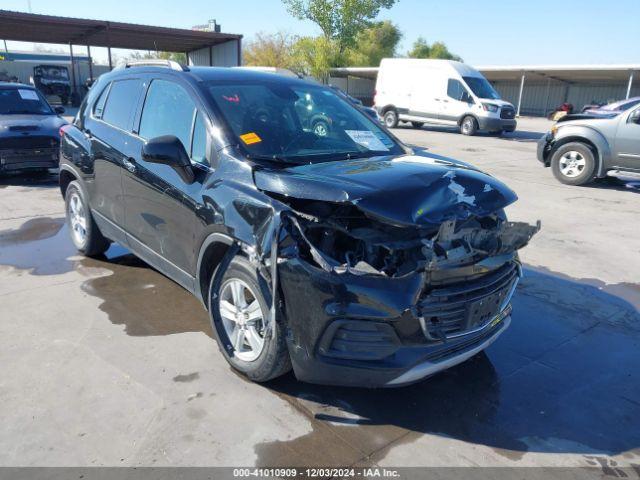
(477, 64, 640, 83)
(0, 10, 242, 53)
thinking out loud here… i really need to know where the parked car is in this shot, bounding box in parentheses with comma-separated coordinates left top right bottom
(59, 62, 538, 387)
(537, 104, 640, 185)
(0, 82, 66, 174)
(31, 64, 72, 105)
(374, 58, 517, 135)
(329, 84, 381, 123)
(582, 97, 640, 117)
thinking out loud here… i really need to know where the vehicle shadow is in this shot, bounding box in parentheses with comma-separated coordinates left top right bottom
(257, 266, 640, 463)
(586, 175, 640, 194)
(0, 170, 59, 189)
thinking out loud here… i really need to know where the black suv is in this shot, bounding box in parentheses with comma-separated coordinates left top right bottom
(59, 61, 538, 387)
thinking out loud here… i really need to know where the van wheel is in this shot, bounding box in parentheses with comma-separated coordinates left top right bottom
(64, 181, 110, 256)
(208, 255, 291, 382)
(460, 116, 478, 136)
(550, 142, 596, 186)
(411, 122, 424, 129)
(383, 109, 399, 128)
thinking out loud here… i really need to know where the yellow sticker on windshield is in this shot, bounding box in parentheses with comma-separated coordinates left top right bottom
(240, 132, 262, 145)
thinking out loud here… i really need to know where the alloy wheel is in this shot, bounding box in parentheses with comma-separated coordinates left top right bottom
(559, 151, 586, 178)
(219, 278, 266, 362)
(68, 192, 87, 246)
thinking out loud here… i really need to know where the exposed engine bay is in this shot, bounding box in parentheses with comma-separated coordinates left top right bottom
(277, 196, 540, 278)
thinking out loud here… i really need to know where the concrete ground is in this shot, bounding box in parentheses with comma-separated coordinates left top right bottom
(0, 117, 638, 472)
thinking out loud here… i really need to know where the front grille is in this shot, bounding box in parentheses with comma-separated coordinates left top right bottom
(0, 135, 59, 150)
(0, 146, 58, 169)
(418, 262, 519, 340)
(500, 106, 516, 119)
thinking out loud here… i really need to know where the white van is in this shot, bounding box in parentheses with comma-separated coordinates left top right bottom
(374, 59, 517, 135)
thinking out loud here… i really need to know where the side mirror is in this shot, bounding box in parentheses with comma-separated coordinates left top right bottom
(54, 106, 65, 114)
(630, 109, 640, 125)
(142, 135, 195, 184)
(462, 93, 474, 104)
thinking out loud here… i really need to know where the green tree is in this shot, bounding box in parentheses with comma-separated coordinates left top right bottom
(407, 37, 462, 61)
(291, 36, 344, 80)
(283, 0, 397, 53)
(243, 31, 298, 69)
(346, 20, 402, 66)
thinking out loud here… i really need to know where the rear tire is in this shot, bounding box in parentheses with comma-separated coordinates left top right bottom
(383, 109, 399, 128)
(411, 121, 424, 129)
(550, 142, 596, 186)
(208, 255, 291, 383)
(460, 116, 478, 136)
(64, 181, 110, 256)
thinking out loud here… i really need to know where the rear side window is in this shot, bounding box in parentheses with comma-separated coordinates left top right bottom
(101, 79, 143, 130)
(139, 79, 196, 152)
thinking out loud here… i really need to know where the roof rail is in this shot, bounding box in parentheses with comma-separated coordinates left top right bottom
(120, 60, 189, 72)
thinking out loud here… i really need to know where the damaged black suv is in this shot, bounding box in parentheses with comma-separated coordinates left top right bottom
(59, 61, 538, 387)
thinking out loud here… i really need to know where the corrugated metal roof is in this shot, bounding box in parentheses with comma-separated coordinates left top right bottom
(0, 10, 242, 53)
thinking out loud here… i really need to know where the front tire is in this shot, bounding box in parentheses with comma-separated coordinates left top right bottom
(383, 109, 399, 128)
(208, 255, 291, 382)
(64, 181, 110, 256)
(460, 116, 478, 136)
(550, 142, 596, 186)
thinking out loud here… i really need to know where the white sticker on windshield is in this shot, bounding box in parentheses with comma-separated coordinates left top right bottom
(18, 89, 39, 101)
(345, 130, 389, 151)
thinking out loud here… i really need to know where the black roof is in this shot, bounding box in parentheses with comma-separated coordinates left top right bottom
(101, 65, 315, 88)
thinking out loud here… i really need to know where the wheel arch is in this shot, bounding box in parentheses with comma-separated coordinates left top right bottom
(59, 166, 78, 198)
(552, 128, 611, 177)
(458, 114, 479, 127)
(195, 233, 237, 307)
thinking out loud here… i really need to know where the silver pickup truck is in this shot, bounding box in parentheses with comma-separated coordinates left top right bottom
(537, 104, 640, 185)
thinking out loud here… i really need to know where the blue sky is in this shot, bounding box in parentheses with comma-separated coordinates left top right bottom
(2, 0, 639, 66)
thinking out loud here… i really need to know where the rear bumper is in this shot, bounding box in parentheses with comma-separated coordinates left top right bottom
(279, 256, 520, 388)
(478, 117, 517, 132)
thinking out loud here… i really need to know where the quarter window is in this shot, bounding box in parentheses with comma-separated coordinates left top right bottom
(101, 79, 143, 130)
(191, 111, 208, 164)
(92, 83, 110, 119)
(139, 79, 196, 153)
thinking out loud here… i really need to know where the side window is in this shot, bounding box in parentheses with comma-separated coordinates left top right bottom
(191, 111, 208, 165)
(447, 79, 468, 102)
(101, 79, 143, 130)
(92, 83, 110, 119)
(139, 79, 195, 152)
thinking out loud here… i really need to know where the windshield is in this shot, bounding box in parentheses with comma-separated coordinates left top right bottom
(207, 81, 402, 163)
(603, 98, 640, 112)
(34, 66, 69, 80)
(0, 88, 53, 115)
(463, 76, 500, 100)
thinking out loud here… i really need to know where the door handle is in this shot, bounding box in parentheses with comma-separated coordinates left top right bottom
(122, 157, 136, 173)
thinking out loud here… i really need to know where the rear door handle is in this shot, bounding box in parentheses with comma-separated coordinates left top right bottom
(122, 157, 136, 173)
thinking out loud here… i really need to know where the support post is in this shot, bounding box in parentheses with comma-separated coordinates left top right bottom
(106, 23, 113, 70)
(69, 42, 77, 103)
(516, 72, 525, 117)
(237, 38, 242, 66)
(626, 72, 634, 99)
(86, 45, 93, 82)
(209, 46, 213, 66)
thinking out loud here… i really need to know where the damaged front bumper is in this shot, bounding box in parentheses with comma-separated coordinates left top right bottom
(278, 251, 522, 388)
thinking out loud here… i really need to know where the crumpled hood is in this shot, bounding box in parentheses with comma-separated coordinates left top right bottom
(254, 152, 518, 226)
(0, 114, 67, 138)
